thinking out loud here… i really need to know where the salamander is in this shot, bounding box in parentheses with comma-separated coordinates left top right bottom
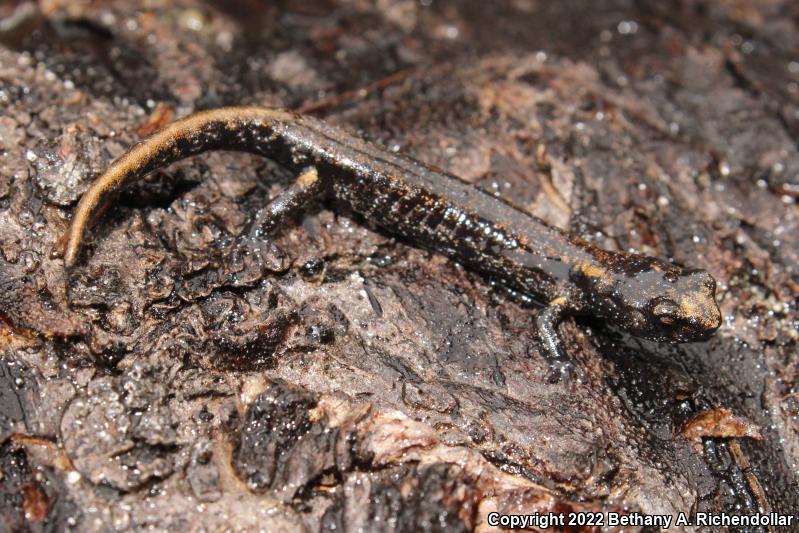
(59, 107, 722, 380)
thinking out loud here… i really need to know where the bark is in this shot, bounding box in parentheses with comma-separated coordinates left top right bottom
(0, 1, 797, 531)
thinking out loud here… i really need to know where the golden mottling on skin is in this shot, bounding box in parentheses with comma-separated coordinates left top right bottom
(297, 167, 319, 187)
(579, 262, 607, 279)
(549, 296, 568, 306)
(679, 297, 697, 318)
(589, 248, 613, 264)
(679, 289, 718, 327)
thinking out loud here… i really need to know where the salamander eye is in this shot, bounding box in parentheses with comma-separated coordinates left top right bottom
(652, 300, 680, 325)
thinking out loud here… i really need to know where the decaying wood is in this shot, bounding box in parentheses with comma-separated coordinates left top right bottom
(0, 1, 797, 531)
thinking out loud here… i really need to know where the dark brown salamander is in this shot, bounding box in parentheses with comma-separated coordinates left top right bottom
(60, 107, 722, 380)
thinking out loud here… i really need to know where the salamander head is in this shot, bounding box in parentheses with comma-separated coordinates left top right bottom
(574, 258, 722, 343)
(643, 269, 722, 341)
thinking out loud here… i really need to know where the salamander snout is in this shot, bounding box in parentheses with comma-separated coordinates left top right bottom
(648, 270, 721, 342)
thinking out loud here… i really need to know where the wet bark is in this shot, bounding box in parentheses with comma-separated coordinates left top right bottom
(0, 1, 797, 531)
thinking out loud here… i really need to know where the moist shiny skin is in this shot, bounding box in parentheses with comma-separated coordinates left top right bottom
(60, 107, 723, 379)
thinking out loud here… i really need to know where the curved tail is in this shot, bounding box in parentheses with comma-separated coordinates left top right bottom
(60, 107, 293, 267)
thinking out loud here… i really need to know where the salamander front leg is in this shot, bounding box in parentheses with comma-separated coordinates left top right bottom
(535, 296, 576, 383)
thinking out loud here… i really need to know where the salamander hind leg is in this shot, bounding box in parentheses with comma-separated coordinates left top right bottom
(235, 167, 325, 271)
(246, 167, 324, 239)
(534, 296, 579, 383)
